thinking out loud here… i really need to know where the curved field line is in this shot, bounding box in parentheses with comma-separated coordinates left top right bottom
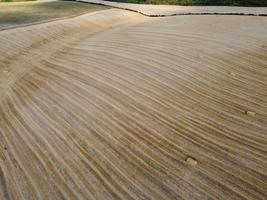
(0, 8, 267, 200)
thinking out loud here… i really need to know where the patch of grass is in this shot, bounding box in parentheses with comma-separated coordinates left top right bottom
(0, 0, 108, 30)
(106, 0, 267, 6)
(0, 0, 35, 2)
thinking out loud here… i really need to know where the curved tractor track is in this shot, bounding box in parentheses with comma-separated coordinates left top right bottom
(0, 7, 267, 200)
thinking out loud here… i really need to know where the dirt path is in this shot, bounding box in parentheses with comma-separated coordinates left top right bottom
(78, 0, 267, 16)
(0, 7, 267, 200)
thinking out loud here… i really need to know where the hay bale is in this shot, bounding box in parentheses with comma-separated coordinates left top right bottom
(186, 157, 198, 167)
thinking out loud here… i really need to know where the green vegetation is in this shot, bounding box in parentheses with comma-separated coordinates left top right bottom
(0, 0, 34, 2)
(107, 0, 267, 6)
(0, 0, 107, 30)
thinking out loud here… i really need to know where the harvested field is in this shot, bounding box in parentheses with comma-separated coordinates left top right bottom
(78, 0, 267, 16)
(0, 4, 267, 200)
(0, 0, 108, 30)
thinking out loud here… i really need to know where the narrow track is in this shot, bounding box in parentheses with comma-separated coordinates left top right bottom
(0, 8, 267, 200)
